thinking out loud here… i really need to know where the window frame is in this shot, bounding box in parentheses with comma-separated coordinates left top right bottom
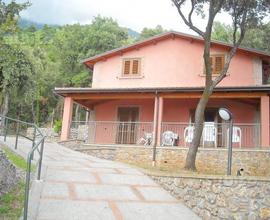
(121, 58, 142, 77)
(203, 54, 226, 76)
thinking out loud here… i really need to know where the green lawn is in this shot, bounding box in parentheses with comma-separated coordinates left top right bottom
(2, 146, 36, 171)
(0, 147, 30, 219)
(3, 147, 28, 170)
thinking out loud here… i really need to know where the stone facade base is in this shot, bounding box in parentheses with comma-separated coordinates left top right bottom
(73, 144, 270, 176)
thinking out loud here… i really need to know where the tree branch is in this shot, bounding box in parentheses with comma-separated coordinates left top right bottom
(171, 0, 205, 37)
(211, 9, 248, 88)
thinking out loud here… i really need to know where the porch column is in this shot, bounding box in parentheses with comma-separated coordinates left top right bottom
(87, 109, 96, 144)
(260, 96, 269, 147)
(60, 97, 73, 141)
(157, 96, 164, 146)
(152, 96, 159, 146)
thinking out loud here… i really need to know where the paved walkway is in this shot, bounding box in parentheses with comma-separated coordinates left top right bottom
(0, 137, 200, 220)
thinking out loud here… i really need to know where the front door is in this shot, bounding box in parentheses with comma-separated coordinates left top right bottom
(116, 107, 139, 144)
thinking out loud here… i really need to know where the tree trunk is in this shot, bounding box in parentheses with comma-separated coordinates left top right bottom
(75, 105, 80, 122)
(1, 92, 9, 130)
(31, 102, 36, 123)
(2, 92, 9, 116)
(185, 88, 213, 170)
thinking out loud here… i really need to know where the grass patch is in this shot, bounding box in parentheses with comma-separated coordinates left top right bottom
(127, 162, 226, 176)
(2, 147, 28, 171)
(2, 147, 35, 171)
(0, 147, 30, 219)
(0, 181, 25, 219)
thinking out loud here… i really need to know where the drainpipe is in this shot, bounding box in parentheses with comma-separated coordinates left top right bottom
(152, 91, 159, 166)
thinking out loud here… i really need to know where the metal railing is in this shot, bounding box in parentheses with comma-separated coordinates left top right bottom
(70, 121, 153, 145)
(0, 115, 46, 220)
(69, 120, 261, 148)
(161, 122, 261, 148)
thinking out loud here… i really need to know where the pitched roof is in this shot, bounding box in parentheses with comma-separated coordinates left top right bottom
(82, 31, 270, 69)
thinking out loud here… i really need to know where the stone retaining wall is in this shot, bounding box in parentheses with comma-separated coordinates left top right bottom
(65, 143, 270, 176)
(0, 149, 19, 196)
(149, 174, 270, 220)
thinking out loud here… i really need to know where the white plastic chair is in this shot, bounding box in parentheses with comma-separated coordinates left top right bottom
(203, 122, 217, 148)
(227, 126, 242, 147)
(184, 126, 194, 146)
(137, 132, 153, 146)
(162, 131, 178, 146)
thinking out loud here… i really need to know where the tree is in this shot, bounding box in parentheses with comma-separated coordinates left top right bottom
(172, 0, 270, 170)
(138, 25, 166, 40)
(0, 44, 34, 119)
(212, 21, 270, 53)
(0, 0, 31, 119)
(0, 0, 30, 38)
(212, 21, 233, 43)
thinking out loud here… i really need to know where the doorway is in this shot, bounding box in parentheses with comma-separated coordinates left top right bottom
(116, 107, 139, 144)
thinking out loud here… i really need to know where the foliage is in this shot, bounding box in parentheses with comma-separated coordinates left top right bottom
(0, 0, 30, 38)
(212, 21, 270, 53)
(137, 25, 166, 41)
(53, 119, 62, 134)
(0, 181, 25, 219)
(1, 11, 130, 124)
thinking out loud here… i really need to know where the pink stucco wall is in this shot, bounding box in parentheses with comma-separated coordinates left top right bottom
(92, 37, 259, 88)
(162, 99, 257, 123)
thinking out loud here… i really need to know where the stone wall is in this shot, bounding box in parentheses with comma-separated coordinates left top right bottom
(66, 143, 270, 176)
(0, 149, 19, 196)
(149, 174, 270, 220)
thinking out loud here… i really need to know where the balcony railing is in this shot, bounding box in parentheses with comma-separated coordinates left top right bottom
(71, 121, 153, 145)
(161, 122, 260, 148)
(70, 121, 261, 148)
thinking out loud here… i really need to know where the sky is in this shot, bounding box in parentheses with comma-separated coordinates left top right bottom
(14, 0, 231, 34)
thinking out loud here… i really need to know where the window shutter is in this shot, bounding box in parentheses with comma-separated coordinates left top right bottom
(124, 60, 131, 75)
(132, 59, 139, 74)
(215, 56, 224, 73)
(208, 55, 225, 75)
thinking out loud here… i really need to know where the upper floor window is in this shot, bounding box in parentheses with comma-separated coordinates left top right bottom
(208, 54, 225, 75)
(122, 58, 141, 76)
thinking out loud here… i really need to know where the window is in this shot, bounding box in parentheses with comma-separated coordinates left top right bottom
(208, 54, 225, 75)
(122, 58, 141, 76)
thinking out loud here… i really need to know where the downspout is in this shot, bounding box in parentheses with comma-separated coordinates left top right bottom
(152, 90, 159, 166)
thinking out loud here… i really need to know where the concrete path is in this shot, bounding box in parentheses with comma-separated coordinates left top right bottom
(0, 137, 200, 220)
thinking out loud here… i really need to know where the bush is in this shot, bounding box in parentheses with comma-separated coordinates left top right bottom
(53, 120, 62, 134)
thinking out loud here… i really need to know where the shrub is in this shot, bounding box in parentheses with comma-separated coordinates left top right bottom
(53, 120, 62, 134)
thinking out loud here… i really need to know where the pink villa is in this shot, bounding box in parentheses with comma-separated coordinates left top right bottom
(55, 31, 270, 148)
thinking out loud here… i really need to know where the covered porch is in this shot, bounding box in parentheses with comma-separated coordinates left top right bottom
(55, 87, 270, 148)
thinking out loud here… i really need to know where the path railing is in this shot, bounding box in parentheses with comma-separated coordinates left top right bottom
(0, 115, 46, 220)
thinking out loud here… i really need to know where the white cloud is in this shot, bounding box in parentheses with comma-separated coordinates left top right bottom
(17, 0, 232, 34)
